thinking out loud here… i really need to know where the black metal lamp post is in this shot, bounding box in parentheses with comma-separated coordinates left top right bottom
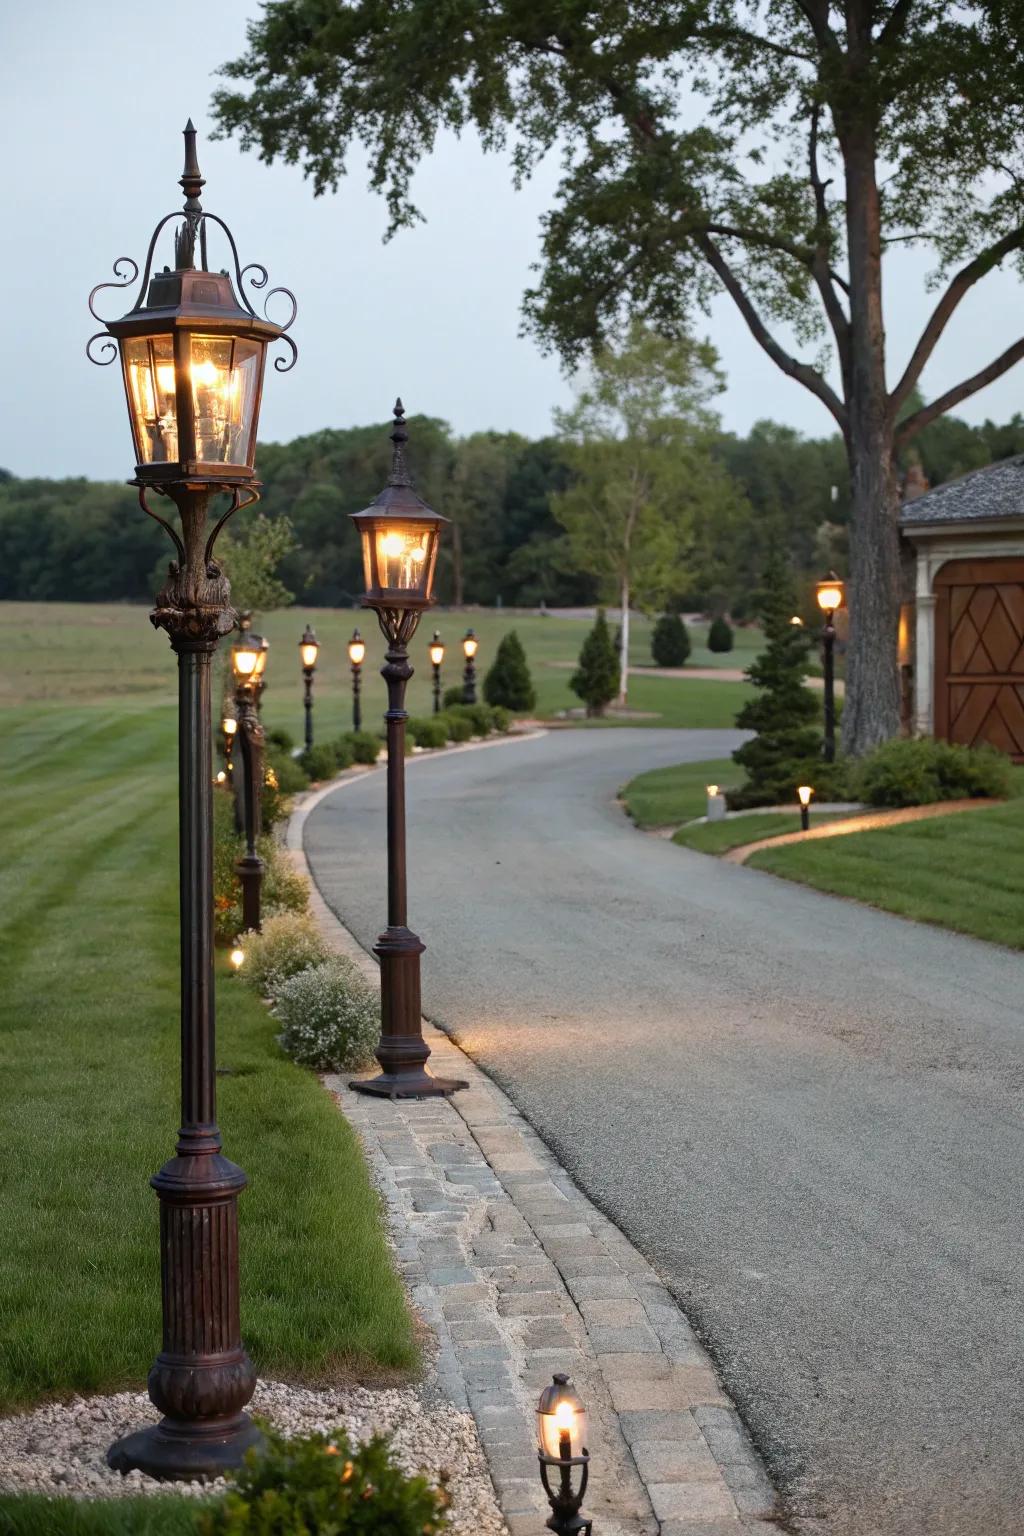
(299, 624, 319, 750)
(232, 632, 267, 933)
(349, 401, 467, 1099)
(429, 630, 445, 714)
(462, 629, 478, 704)
(348, 629, 366, 731)
(815, 572, 845, 764)
(537, 1374, 593, 1535)
(87, 120, 297, 1480)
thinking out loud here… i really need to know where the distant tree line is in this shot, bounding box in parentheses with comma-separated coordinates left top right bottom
(2, 405, 1022, 612)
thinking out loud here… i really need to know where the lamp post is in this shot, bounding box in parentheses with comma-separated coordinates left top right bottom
(349, 401, 467, 1099)
(299, 624, 319, 750)
(462, 629, 478, 704)
(537, 1374, 592, 1536)
(232, 631, 267, 933)
(348, 629, 366, 732)
(815, 572, 845, 764)
(797, 783, 814, 832)
(87, 119, 297, 1479)
(429, 630, 445, 714)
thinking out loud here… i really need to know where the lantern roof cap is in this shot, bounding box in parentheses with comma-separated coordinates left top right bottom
(351, 401, 450, 528)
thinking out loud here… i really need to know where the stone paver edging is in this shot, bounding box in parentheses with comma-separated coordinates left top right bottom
(289, 764, 785, 1536)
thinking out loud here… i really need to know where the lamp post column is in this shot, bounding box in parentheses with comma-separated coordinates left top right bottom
(463, 652, 477, 705)
(432, 661, 442, 714)
(352, 663, 362, 733)
(821, 616, 836, 763)
(108, 488, 258, 1478)
(234, 680, 264, 933)
(303, 668, 314, 750)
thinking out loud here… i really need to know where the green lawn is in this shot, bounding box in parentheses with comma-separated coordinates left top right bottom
(0, 700, 416, 1414)
(749, 798, 1024, 949)
(620, 757, 738, 828)
(0, 1495, 208, 1536)
(672, 811, 853, 854)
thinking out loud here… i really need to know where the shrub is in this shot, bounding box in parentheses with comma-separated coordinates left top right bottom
(570, 609, 619, 717)
(409, 716, 448, 749)
(852, 737, 1012, 809)
(651, 613, 690, 667)
(446, 702, 494, 736)
(345, 729, 383, 765)
(490, 705, 511, 733)
(213, 797, 312, 942)
(266, 726, 295, 753)
(325, 737, 356, 772)
(298, 744, 338, 783)
(272, 956, 380, 1071)
(267, 749, 310, 795)
(197, 1420, 451, 1536)
(440, 711, 473, 742)
(707, 615, 734, 653)
(260, 764, 293, 831)
(261, 839, 312, 922)
(237, 912, 331, 997)
(483, 631, 536, 712)
(442, 685, 466, 709)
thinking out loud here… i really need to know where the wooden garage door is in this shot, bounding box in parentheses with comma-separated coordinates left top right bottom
(934, 558, 1024, 761)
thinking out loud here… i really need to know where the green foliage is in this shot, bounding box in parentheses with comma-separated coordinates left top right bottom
(345, 729, 383, 765)
(408, 716, 449, 749)
(260, 761, 294, 830)
(213, 796, 311, 943)
(442, 685, 466, 709)
(490, 705, 511, 733)
(571, 610, 619, 717)
(198, 1420, 450, 1536)
(266, 727, 295, 753)
(266, 748, 310, 796)
(0, 1495, 207, 1534)
(237, 912, 331, 997)
(731, 552, 820, 805)
(440, 711, 473, 742)
(325, 737, 357, 772)
(852, 738, 1013, 809)
(707, 616, 734, 654)
(218, 513, 297, 615)
(447, 702, 498, 735)
(271, 958, 381, 1073)
(298, 744, 338, 783)
(483, 630, 536, 712)
(651, 613, 690, 667)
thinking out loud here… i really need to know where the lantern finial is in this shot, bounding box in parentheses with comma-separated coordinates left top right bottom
(388, 398, 413, 489)
(176, 120, 206, 271)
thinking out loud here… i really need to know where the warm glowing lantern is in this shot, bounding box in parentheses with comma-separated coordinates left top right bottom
(815, 573, 844, 617)
(299, 624, 319, 671)
(463, 630, 478, 660)
(348, 630, 366, 667)
(429, 632, 445, 668)
(350, 402, 445, 625)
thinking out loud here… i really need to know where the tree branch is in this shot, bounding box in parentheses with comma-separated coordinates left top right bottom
(895, 336, 1024, 447)
(697, 233, 848, 430)
(878, 0, 916, 48)
(693, 23, 815, 63)
(890, 228, 1024, 420)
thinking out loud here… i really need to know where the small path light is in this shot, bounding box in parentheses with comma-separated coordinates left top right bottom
(231, 633, 267, 934)
(815, 572, 845, 764)
(87, 119, 296, 1479)
(229, 947, 245, 972)
(789, 614, 804, 627)
(537, 1374, 592, 1535)
(462, 629, 479, 704)
(299, 623, 319, 750)
(706, 783, 726, 822)
(348, 402, 467, 1099)
(798, 783, 815, 832)
(429, 630, 445, 714)
(348, 629, 366, 732)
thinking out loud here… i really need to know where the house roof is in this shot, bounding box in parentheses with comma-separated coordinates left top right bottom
(900, 455, 1024, 526)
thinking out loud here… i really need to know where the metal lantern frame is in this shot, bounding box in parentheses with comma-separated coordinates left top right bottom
(536, 1374, 592, 1536)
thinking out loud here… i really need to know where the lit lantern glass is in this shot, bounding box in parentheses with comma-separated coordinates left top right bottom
(707, 784, 719, 797)
(253, 637, 269, 678)
(357, 520, 439, 605)
(429, 631, 445, 668)
(229, 947, 245, 971)
(463, 630, 478, 660)
(797, 784, 814, 807)
(231, 633, 264, 679)
(789, 615, 804, 627)
(348, 630, 366, 667)
(215, 769, 227, 784)
(815, 574, 844, 616)
(222, 715, 238, 736)
(537, 1374, 587, 1462)
(299, 625, 319, 670)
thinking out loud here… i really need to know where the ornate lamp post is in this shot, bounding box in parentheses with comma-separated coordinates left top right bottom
(299, 624, 319, 750)
(232, 631, 267, 933)
(462, 629, 479, 704)
(429, 630, 445, 714)
(349, 402, 467, 1099)
(815, 572, 845, 763)
(348, 629, 366, 731)
(87, 120, 297, 1479)
(537, 1374, 592, 1535)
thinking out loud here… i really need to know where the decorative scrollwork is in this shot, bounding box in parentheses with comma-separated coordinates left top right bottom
(263, 285, 297, 333)
(88, 257, 139, 322)
(240, 261, 269, 293)
(271, 333, 299, 373)
(201, 213, 258, 318)
(86, 332, 119, 367)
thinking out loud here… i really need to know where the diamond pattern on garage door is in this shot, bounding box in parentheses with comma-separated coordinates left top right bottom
(945, 580, 1024, 759)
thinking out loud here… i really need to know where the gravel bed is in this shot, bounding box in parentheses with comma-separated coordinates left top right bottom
(0, 1378, 507, 1534)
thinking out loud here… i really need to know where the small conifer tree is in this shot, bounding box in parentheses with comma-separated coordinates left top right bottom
(707, 615, 734, 653)
(651, 613, 690, 667)
(731, 551, 820, 806)
(483, 631, 536, 712)
(571, 609, 619, 717)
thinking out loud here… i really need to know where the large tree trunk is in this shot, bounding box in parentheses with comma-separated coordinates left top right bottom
(840, 113, 901, 757)
(619, 576, 630, 704)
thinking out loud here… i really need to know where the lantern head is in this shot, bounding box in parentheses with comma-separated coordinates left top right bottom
(815, 572, 844, 617)
(232, 631, 266, 682)
(429, 630, 445, 668)
(350, 401, 447, 629)
(87, 120, 297, 490)
(348, 629, 366, 668)
(463, 629, 478, 660)
(537, 1374, 587, 1463)
(797, 784, 814, 807)
(222, 715, 238, 736)
(299, 624, 319, 672)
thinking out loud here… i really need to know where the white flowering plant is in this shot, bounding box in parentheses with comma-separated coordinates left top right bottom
(238, 912, 331, 997)
(272, 956, 380, 1071)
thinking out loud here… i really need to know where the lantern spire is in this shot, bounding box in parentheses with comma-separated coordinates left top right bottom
(175, 119, 206, 271)
(388, 398, 413, 488)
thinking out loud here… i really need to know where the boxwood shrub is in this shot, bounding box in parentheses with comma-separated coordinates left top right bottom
(852, 737, 1012, 808)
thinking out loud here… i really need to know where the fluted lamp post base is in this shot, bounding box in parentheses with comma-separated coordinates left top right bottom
(349, 926, 467, 1099)
(108, 1414, 263, 1481)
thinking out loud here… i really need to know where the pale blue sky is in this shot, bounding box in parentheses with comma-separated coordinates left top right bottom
(4, 0, 1024, 481)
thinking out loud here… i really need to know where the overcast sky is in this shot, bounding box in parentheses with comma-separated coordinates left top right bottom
(5, 0, 1024, 482)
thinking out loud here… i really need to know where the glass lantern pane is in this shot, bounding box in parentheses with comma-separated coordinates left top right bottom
(124, 336, 178, 464)
(374, 524, 435, 596)
(190, 335, 262, 467)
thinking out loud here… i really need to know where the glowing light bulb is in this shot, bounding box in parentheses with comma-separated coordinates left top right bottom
(707, 784, 719, 797)
(554, 1402, 575, 1434)
(229, 948, 245, 971)
(215, 769, 227, 784)
(411, 545, 426, 562)
(193, 360, 220, 388)
(381, 532, 405, 557)
(156, 364, 177, 395)
(797, 785, 814, 806)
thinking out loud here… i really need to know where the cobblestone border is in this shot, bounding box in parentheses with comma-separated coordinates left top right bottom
(289, 769, 785, 1536)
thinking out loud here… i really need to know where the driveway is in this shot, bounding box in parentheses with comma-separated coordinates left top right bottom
(305, 727, 1024, 1535)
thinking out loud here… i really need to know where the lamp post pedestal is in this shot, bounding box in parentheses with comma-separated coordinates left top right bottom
(432, 663, 442, 714)
(234, 680, 264, 933)
(351, 638, 466, 1100)
(462, 656, 477, 705)
(351, 664, 363, 732)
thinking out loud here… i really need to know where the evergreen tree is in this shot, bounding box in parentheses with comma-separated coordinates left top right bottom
(483, 631, 536, 713)
(570, 611, 619, 718)
(707, 616, 734, 654)
(651, 614, 690, 668)
(731, 553, 820, 807)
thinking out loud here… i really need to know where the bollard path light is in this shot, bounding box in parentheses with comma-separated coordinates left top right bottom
(299, 623, 319, 750)
(797, 783, 815, 832)
(815, 571, 845, 764)
(706, 783, 726, 823)
(429, 630, 445, 714)
(462, 628, 479, 704)
(348, 628, 366, 732)
(348, 401, 467, 1099)
(537, 1374, 593, 1535)
(231, 632, 267, 933)
(86, 118, 297, 1478)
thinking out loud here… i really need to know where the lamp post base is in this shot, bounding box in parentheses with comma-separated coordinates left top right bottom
(107, 1412, 262, 1481)
(349, 1068, 468, 1100)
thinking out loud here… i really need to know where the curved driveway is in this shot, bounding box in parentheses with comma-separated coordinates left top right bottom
(306, 728, 1024, 1535)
